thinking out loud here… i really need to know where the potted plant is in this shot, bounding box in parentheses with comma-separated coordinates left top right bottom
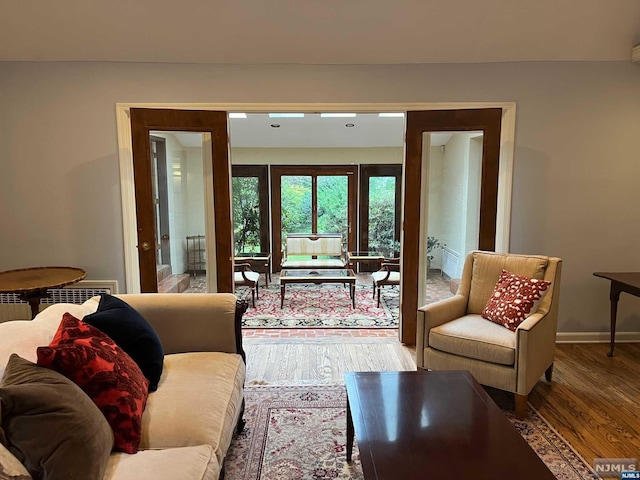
(427, 236, 443, 271)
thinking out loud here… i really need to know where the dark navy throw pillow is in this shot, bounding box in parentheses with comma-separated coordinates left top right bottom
(83, 294, 164, 391)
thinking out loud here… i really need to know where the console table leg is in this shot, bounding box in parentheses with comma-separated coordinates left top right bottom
(608, 286, 621, 357)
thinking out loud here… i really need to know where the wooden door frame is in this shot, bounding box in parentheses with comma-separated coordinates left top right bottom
(231, 165, 270, 253)
(130, 108, 233, 293)
(117, 103, 514, 327)
(271, 165, 358, 270)
(401, 108, 503, 344)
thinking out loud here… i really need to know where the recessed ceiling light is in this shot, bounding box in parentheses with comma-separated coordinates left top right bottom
(345, 123, 355, 128)
(378, 113, 404, 118)
(229, 113, 247, 119)
(271, 124, 281, 128)
(268, 113, 305, 118)
(321, 113, 357, 118)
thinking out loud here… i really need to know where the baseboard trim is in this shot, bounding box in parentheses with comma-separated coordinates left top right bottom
(556, 331, 640, 343)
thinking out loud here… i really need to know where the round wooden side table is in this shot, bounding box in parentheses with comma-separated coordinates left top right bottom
(0, 266, 87, 319)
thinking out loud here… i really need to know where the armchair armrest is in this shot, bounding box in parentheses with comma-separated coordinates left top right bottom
(416, 294, 467, 367)
(515, 311, 557, 395)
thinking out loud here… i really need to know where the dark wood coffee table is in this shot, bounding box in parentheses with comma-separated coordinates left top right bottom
(345, 371, 555, 480)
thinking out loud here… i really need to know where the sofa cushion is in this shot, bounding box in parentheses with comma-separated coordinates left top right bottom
(36, 313, 149, 453)
(234, 271, 260, 283)
(105, 445, 219, 480)
(372, 271, 400, 283)
(0, 322, 53, 380)
(0, 441, 31, 479)
(0, 354, 113, 480)
(482, 270, 551, 331)
(83, 294, 164, 391)
(429, 314, 516, 366)
(0, 302, 100, 379)
(140, 352, 245, 466)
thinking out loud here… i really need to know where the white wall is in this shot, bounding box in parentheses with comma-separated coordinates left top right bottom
(1, 61, 639, 334)
(230, 147, 403, 165)
(427, 146, 445, 270)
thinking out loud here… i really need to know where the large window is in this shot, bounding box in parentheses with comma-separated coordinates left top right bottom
(271, 165, 357, 270)
(231, 165, 269, 254)
(359, 165, 402, 259)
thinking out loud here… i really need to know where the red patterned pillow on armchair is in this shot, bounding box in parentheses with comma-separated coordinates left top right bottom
(37, 313, 149, 453)
(482, 270, 551, 331)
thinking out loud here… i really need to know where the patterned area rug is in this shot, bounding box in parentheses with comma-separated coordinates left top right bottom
(224, 385, 597, 480)
(241, 284, 398, 328)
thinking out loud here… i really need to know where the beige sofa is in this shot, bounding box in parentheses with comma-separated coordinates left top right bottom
(0, 293, 246, 480)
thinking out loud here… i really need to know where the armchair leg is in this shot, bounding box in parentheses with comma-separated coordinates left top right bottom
(545, 363, 554, 382)
(372, 284, 376, 299)
(251, 289, 255, 308)
(514, 393, 528, 420)
(377, 288, 381, 307)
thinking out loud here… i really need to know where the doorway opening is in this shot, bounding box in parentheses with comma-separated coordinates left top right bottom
(119, 103, 515, 343)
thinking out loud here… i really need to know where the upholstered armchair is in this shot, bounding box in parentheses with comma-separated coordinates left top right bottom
(234, 262, 260, 307)
(416, 250, 562, 419)
(372, 258, 400, 307)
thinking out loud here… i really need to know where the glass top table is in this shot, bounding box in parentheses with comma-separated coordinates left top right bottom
(279, 269, 356, 308)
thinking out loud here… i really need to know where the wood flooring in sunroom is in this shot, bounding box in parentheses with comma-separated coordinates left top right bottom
(243, 334, 640, 470)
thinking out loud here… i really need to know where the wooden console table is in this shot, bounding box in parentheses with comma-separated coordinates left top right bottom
(593, 271, 640, 357)
(0, 266, 86, 319)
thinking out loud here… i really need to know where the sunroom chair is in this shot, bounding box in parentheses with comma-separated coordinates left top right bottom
(372, 258, 400, 307)
(234, 262, 260, 307)
(416, 250, 562, 419)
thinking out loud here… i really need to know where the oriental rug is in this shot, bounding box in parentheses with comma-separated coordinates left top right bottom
(240, 284, 398, 329)
(223, 385, 597, 480)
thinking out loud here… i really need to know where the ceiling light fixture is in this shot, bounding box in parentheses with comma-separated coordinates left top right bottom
(229, 113, 247, 119)
(270, 124, 281, 128)
(268, 113, 305, 118)
(345, 123, 355, 127)
(378, 113, 405, 118)
(321, 113, 357, 118)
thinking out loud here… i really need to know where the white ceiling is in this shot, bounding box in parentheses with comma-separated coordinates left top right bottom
(172, 113, 459, 148)
(229, 113, 407, 148)
(1, 0, 639, 64)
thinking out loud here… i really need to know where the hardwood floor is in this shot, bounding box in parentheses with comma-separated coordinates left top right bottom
(245, 335, 416, 385)
(244, 336, 640, 469)
(530, 343, 640, 464)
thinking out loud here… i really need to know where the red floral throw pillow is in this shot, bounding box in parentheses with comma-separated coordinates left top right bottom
(482, 270, 552, 331)
(36, 313, 149, 454)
